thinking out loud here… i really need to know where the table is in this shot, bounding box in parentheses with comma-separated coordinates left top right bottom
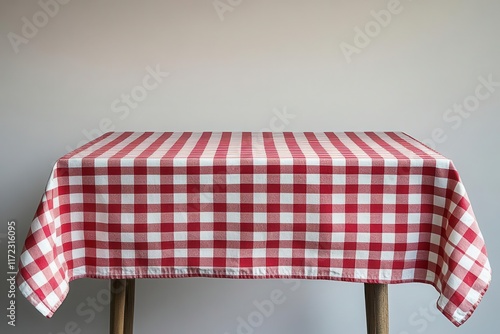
(17, 132, 491, 334)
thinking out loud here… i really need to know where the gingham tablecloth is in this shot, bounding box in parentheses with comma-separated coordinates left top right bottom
(17, 132, 491, 325)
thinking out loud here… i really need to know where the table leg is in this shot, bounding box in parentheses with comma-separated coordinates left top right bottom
(124, 279, 135, 334)
(364, 283, 389, 334)
(110, 279, 135, 334)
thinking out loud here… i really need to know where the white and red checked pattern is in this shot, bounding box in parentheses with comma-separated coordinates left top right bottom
(17, 132, 491, 325)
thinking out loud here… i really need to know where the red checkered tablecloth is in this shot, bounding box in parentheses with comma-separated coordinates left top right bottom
(17, 132, 491, 325)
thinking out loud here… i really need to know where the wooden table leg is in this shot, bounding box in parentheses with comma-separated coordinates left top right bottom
(110, 279, 135, 334)
(364, 283, 389, 334)
(124, 279, 135, 334)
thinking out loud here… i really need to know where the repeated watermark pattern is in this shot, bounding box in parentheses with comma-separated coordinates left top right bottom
(422, 74, 499, 149)
(397, 298, 440, 334)
(213, 0, 245, 21)
(47, 280, 126, 334)
(339, 0, 417, 64)
(195, 106, 296, 206)
(6, 220, 16, 327)
(7, 0, 72, 54)
(224, 279, 301, 334)
(65, 64, 169, 152)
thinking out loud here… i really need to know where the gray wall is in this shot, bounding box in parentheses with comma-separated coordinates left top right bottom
(1, 0, 498, 333)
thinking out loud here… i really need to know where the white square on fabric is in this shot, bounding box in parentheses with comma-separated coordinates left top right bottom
(358, 213, 370, 224)
(173, 174, 187, 184)
(121, 194, 134, 204)
(378, 270, 392, 280)
(354, 268, 368, 279)
(382, 233, 395, 244)
(407, 233, 420, 244)
(147, 193, 161, 205)
(95, 175, 108, 185)
(357, 233, 370, 243)
(45, 291, 60, 308)
(306, 193, 320, 204)
(69, 176, 82, 185)
(279, 248, 293, 258)
(408, 194, 421, 205)
(147, 232, 161, 242)
(200, 192, 213, 203)
(226, 173, 240, 184)
(280, 193, 293, 204)
(382, 213, 396, 224)
(174, 249, 187, 257)
(200, 231, 213, 241)
(121, 175, 135, 185)
(200, 174, 212, 184)
(37, 239, 52, 255)
(147, 174, 161, 185)
(280, 174, 294, 184)
(306, 231, 320, 242)
(121, 213, 135, 224)
(226, 212, 240, 223)
(174, 193, 187, 203)
(96, 231, 108, 242)
(356, 250, 369, 260)
(332, 194, 345, 204)
(97, 248, 110, 259)
(174, 231, 188, 241)
(306, 174, 320, 184)
(408, 213, 421, 224)
(409, 174, 422, 185)
(174, 212, 187, 223)
(226, 193, 240, 204)
(70, 212, 84, 222)
(121, 233, 135, 242)
(253, 231, 267, 242)
(383, 193, 396, 204)
(200, 248, 213, 258)
(200, 212, 213, 223)
(279, 231, 293, 241)
(253, 193, 267, 204)
(332, 213, 345, 223)
(226, 231, 240, 241)
(120, 159, 134, 167)
(254, 212, 267, 224)
(148, 250, 162, 258)
(122, 250, 135, 259)
(306, 212, 320, 224)
(383, 174, 397, 185)
(280, 212, 293, 223)
(358, 193, 370, 204)
(252, 248, 266, 258)
(358, 174, 372, 185)
(381, 251, 394, 261)
(173, 158, 187, 167)
(69, 193, 83, 203)
(254, 174, 267, 184)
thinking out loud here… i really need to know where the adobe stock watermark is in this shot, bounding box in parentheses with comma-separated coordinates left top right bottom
(397, 298, 440, 334)
(224, 279, 301, 334)
(422, 74, 499, 150)
(339, 0, 417, 63)
(213, 0, 245, 21)
(46, 281, 126, 334)
(65, 64, 169, 152)
(6, 221, 16, 327)
(260, 106, 296, 132)
(7, 0, 72, 54)
(194, 106, 296, 206)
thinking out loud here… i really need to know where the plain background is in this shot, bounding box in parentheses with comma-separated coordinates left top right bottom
(1, 0, 499, 333)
